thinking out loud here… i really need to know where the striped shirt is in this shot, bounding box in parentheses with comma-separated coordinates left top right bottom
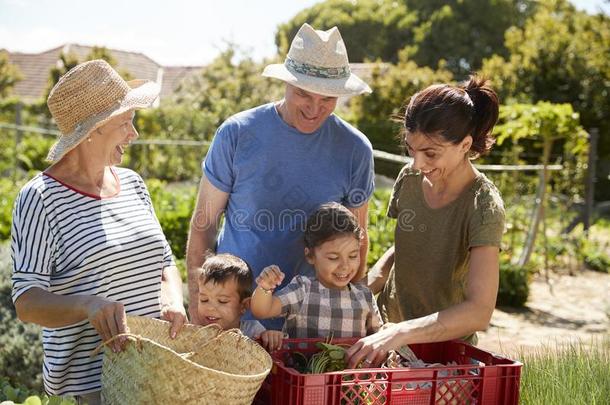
(277, 275, 383, 338)
(10, 167, 174, 396)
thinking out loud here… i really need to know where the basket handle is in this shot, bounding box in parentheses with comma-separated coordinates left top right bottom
(195, 327, 247, 352)
(90, 333, 142, 357)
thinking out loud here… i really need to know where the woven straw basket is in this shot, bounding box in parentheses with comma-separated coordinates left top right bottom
(97, 316, 272, 404)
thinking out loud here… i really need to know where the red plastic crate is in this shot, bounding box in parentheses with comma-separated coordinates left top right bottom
(254, 338, 521, 405)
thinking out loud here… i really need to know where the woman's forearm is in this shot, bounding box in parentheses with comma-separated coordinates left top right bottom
(15, 287, 95, 328)
(396, 299, 494, 345)
(345, 297, 494, 368)
(367, 245, 394, 294)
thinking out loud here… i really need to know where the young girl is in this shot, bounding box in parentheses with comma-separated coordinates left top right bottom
(251, 202, 382, 338)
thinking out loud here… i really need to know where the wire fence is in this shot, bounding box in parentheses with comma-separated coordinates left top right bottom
(0, 121, 605, 272)
(0, 122, 563, 173)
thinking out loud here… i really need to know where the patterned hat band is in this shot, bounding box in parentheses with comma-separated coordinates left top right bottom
(285, 57, 351, 79)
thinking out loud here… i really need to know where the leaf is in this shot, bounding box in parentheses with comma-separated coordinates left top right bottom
(23, 397, 42, 405)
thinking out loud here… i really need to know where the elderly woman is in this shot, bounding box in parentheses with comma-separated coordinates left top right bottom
(11, 60, 186, 404)
(346, 76, 505, 368)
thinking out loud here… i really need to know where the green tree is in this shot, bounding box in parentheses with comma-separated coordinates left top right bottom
(493, 102, 588, 266)
(0, 51, 22, 98)
(172, 45, 283, 129)
(347, 55, 453, 154)
(44, 46, 131, 105)
(403, 0, 535, 78)
(86, 46, 133, 80)
(129, 45, 284, 181)
(43, 51, 80, 111)
(482, 0, 610, 200)
(275, 0, 415, 62)
(86, 45, 118, 66)
(276, 0, 533, 78)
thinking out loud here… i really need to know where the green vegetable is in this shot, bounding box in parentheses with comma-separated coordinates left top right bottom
(305, 342, 348, 374)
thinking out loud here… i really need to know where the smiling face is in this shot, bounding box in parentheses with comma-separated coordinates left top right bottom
(405, 131, 472, 183)
(306, 234, 361, 289)
(279, 84, 338, 133)
(93, 110, 138, 165)
(197, 278, 248, 330)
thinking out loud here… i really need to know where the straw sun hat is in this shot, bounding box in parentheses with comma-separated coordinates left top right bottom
(46, 59, 160, 162)
(262, 23, 372, 98)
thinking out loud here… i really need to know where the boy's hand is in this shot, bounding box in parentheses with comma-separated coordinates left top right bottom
(256, 265, 285, 291)
(259, 330, 284, 352)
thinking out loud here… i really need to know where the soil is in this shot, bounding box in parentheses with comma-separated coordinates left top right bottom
(477, 269, 610, 356)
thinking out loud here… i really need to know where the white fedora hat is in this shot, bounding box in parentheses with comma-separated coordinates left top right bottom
(46, 59, 160, 162)
(262, 23, 372, 97)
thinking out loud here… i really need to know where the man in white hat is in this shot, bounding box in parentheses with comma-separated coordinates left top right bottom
(186, 24, 374, 329)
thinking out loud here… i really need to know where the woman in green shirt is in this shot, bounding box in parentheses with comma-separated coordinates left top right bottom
(346, 76, 505, 368)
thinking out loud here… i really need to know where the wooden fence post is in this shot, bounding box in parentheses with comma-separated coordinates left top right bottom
(517, 137, 553, 268)
(584, 128, 599, 235)
(13, 102, 23, 183)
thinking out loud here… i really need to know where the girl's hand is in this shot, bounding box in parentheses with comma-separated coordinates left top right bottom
(345, 323, 406, 368)
(259, 330, 284, 352)
(256, 265, 285, 291)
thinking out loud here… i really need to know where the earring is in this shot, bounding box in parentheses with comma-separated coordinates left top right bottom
(87, 137, 91, 142)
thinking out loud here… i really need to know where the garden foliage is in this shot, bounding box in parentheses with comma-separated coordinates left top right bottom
(0, 246, 44, 391)
(276, 0, 534, 78)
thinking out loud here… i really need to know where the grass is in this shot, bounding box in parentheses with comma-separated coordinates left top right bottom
(519, 338, 610, 404)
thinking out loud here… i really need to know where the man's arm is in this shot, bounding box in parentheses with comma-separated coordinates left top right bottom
(348, 202, 369, 281)
(186, 174, 229, 324)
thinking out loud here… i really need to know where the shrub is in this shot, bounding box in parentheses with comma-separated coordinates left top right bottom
(0, 245, 44, 391)
(366, 188, 396, 267)
(0, 377, 75, 405)
(580, 239, 610, 273)
(497, 260, 532, 307)
(145, 179, 196, 261)
(0, 179, 21, 240)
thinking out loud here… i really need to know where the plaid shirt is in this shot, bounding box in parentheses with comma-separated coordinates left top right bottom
(276, 275, 383, 338)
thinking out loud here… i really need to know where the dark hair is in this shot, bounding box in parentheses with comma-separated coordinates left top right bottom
(403, 75, 499, 157)
(198, 253, 253, 300)
(304, 202, 363, 252)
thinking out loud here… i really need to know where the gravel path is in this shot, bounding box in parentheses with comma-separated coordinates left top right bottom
(478, 269, 610, 356)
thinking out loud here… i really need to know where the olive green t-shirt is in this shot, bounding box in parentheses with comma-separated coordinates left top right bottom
(377, 166, 505, 343)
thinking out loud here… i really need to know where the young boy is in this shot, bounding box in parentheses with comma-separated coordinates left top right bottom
(197, 253, 283, 351)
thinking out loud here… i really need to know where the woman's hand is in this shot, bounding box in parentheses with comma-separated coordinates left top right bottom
(85, 296, 129, 353)
(256, 265, 285, 291)
(345, 323, 406, 368)
(160, 302, 188, 339)
(259, 330, 284, 352)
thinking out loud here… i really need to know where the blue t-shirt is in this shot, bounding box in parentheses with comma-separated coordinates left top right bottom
(203, 102, 374, 327)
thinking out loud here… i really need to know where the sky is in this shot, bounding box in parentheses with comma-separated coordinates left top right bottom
(0, 0, 608, 67)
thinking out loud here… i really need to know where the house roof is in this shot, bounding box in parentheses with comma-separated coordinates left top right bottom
(5, 44, 376, 106)
(5, 44, 203, 104)
(159, 66, 204, 101)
